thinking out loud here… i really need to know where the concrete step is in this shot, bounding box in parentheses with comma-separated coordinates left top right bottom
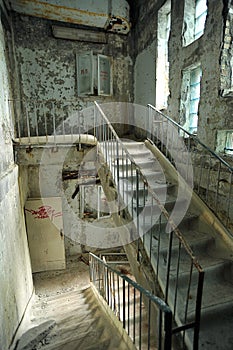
(33, 288, 88, 306)
(28, 286, 132, 350)
(169, 262, 233, 328)
(117, 139, 233, 350)
(139, 211, 199, 234)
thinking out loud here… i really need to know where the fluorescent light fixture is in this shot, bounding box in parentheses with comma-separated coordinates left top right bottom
(52, 25, 107, 43)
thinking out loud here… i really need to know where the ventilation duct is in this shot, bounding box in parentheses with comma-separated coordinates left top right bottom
(9, 0, 130, 34)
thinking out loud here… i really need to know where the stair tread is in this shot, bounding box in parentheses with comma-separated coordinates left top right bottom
(138, 211, 198, 228)
(34, 287, 89, 304)
(29, 286, 131, 350)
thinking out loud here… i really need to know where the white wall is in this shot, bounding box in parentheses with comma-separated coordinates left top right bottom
(0, 17, 33, 350)
(134, 40, 156, 106)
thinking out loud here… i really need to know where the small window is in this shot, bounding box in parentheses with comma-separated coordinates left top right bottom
(189, 67, 202, 133)
(194, 0, 208, 40)
(220, 3, 233, 97)
(180, 65, 202, 134)
(98, 55, 113, 96)
(77, 52, 94, 96)
(156, 0, 171, 110)
(77, 52, 112, 97)
(182, 0, 207, 46)
(225, 131, 233, 155)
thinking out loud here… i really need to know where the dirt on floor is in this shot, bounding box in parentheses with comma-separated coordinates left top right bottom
(33, 254, 90, 297)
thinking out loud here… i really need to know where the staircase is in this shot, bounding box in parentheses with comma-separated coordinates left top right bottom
(98, 138, 233, 350)
(28, 286, 133, 350)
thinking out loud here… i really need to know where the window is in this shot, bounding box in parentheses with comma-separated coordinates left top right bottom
(156, 0, 171, 110)
(216, 130, 233, 155)
(220, 4, 233, 97)
(180, 65, 202, 134)
(225, 131, 233, 155)
(182, 0, 207, 46)
(77, 52, 112, 97)
(194, 0, 208, 40)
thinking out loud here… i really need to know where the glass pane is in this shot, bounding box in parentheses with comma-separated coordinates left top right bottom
(189, 113, 198, 128)
(77, 52, 93, 96)
(195, 13, 207, 38)
(226, 132, 233, 150)
(195, 0, 207, 18)
(190, 99, 199, 114)
(190, 84, 200, 99)
(190, 67, 202, 84)
(98, 55, 112, 96)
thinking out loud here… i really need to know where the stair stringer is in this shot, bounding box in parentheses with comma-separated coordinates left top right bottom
(145, 139, 233, 256)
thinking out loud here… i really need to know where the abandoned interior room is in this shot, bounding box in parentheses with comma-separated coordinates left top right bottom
(1, 0, 233, 349)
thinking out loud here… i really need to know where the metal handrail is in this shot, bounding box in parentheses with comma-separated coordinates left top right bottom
(147, 104, 233, 173)
(10, 99, 89, 145)
(147, 104, 233, 233)
(94, 101, 204, 349)
(89, 252, 172, 350)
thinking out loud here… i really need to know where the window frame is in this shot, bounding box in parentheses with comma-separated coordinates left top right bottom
(182, 0, 207, 47)
(180, 64, 202, 135)
(77, 52, 112, 97)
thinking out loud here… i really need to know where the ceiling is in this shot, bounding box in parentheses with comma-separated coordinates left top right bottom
(8, 0, 131, 34)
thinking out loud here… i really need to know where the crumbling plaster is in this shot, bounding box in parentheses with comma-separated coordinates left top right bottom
(0, 17, 33, 350)
(12, 13, 133, 113)
(132, 0, 233, 150)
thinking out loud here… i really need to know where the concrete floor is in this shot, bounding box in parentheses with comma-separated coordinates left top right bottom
(33, 255, 90, 298)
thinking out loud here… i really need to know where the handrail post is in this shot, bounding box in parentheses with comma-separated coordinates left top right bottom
(193, 270, 204, 350)
(164, 309, 172, 350)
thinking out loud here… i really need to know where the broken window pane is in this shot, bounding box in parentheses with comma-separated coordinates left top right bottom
(225, 131, 233, 154)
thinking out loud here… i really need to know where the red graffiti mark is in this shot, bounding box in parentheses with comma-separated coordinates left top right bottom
(25, 205, 62, 221)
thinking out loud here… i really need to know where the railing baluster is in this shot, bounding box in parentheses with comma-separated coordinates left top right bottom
(158, 309, 162, 350)
(133, 287, 136, 344)
(183, 261, 193, 346)
(128, 282, 130, 334)
(25, 103, 31, 144)
(139, 291, 142, 350)
(123, 279, 126, 329)
(226, 171, 233, 228)
(174, 240, 181, 318)
(148, 299, 151, 350)
(215, 161, 221, 211)
(165, 231, 173, 303)
(52, 101, 56, 145)
(205, 155, 211, 202)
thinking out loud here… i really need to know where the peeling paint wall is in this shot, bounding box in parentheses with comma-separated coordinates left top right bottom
(0, 17, 33, 350)
(169, 0, 233, 149)
(16, 144, 114, 255)
(134, 40, 156, 106)
(132, 0, 233, 150)
(12, 13, 133, 136)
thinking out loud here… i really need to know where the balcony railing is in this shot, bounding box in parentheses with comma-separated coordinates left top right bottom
(10, 99, 95, 145)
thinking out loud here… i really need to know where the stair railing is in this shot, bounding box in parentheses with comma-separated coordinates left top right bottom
(89, 252, 172, 350)
(10, 98, 93, 145)
(94, 101, 204, 350)
(147, 104, 233, 234)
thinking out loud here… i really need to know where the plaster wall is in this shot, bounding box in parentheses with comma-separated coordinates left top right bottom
(16, 144, 114, 255)
(12, 13, 133, 137)
(134, 40, 156, 106)
(0, 16, 33, 350)
(132, 0, 233, 150)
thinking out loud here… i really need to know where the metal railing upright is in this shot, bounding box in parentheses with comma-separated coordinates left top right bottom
(10, 99, 94, 145)
(89, 252, 172, 350)
(147, 104, 233, 234)
(94, 101, 204, 350)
